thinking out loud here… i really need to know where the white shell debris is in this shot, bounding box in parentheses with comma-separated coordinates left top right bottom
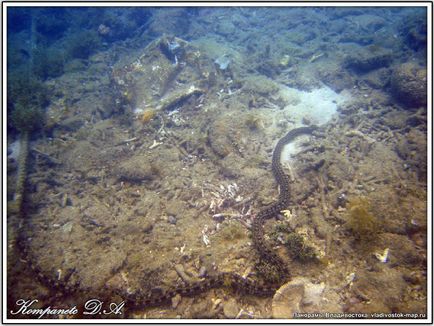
(374, 248, 389, 263)
(346, 272, 356, 287)
(202, 234, 210, 246)
(280, 209, 293, 219)
(149, 140, 162, 149)
(236, 308, 256, 319)
(227, 183, 239, 197)
(211, 298, 222, 310)
(202, 225, 211, 246)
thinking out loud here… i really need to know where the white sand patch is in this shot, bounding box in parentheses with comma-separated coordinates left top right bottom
(279, 85, 349, 126)
(278, 85, 350, 163)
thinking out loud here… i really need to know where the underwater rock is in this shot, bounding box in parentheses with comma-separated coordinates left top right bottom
(167, 215, 177, 225)
(318, 67, 354, 93)
(344, 46, 392, 73)
(172, 293, 182, 308)
(361, 68, 391, 89)
(159, 85, 204, 112)
(215, 20, 236, 37)
(349, 268, 407, 313)
(223, 298, 239, 318)
(390, 62, 427, 108)
(115, 155, 158, 183)
(166, 199, 186, 218)
(111, 35, 214, 115)
(272, 277, 331, 318)
(272, 279, 304, 318)
(57, 115, 85, 132)
(207, 114, 243, 159)
(241, 74, 280, 96)
(382, 110, 411, 130)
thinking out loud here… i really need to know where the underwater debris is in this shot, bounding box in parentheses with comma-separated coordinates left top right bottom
(345, 272, 356, 288)
(202, 225, 211, 246)
(279, 54, 291, 67)
(214, 54, 231, 70)
(344, 47, 392, 73)
(280, 209, 293, 219)
(167, 39, 181, 52)
(205, 181, 253, 230)
(308, 52, 324, 63)
(115, 137, 139, 146)
(97, 23, 110, 36)
(149, 140, 162, 149)
(374, 248, 390, 263)
(202, 233, 210, 246)
(159, 85, 204, 112)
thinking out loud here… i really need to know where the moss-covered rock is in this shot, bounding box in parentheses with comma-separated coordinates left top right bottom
(390, 62, 427, 108)
(344, 45, 393, 73)
(285, 232, 318, 262)
(241, 74, 280, 96)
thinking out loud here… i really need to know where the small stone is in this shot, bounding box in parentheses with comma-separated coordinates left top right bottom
(171, 294, 181, 309)
(211, 298, 222, 310)
(198, 266, 207, 277)
(168, 215, 177, 225)
(142, 222, 153, 234)
(272, 279, 304, 318)
(390, 62, 427, 108)
(62, 221, 74, 233)
(212, 214, 225, 223)
(223, 298, 239, 318)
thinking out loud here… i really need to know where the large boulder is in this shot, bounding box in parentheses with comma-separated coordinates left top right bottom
(390, 62, 427, 108)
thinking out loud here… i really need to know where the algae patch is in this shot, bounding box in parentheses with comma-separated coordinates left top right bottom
(345, 197, 381, 241)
